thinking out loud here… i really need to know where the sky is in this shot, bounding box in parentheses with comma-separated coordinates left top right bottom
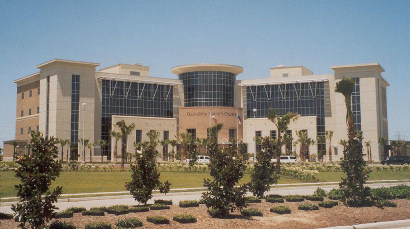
(0, 0, 409, 145)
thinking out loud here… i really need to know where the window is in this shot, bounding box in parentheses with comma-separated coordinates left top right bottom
(163, 131, 169, 158)
(282, 73, 288, 77)
(20, 128, 23, 135)
(270, 130, 277, 139)
(70, 75, 80, 159)
(28, 127, 31, 133)
(130, 71, 140, 76)
(37, 106, 40, 114)
(187, 129, 196, 140)
(28, 109, 32, 115)
(37, 126, 39, 132)
(37, 88, 40, 95)
(229, 129, 235, 142)
(255, 131, 262, 152)
(21, 92, 24, 99)
(20, 110, 24, 117)
(29, 90, 32, 97)
(136, 130, 142, 150)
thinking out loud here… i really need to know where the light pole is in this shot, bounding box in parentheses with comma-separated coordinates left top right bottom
(82, 102, 87, 163)
(253, 108, 257, 118)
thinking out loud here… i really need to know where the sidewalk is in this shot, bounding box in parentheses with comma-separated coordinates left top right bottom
(1, 180, 408, 214)
(319, 219, 410, 229)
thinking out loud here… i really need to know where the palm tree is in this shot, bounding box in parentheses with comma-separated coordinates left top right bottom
(378, 137, 388, 159)
(160, 139, 170, 161)
(294, 130, 315, 162)
(87, 142, 94, 163)
(339, 139, 348, 151)
(364, 140, 372, 162)
(111, 131, 122, 164)
(59, 139, 69, 162)
(326, 130, 334, 162)
(178, 132, 193, 162)
(11, 141, 18, 161)
(316, 136, 326, 161)
(97, 139, 108, 163)
(335, 78, 356, 139)
(267, 108, 299, 172)
(115, 120, 135, 171)
(78, 138, 89, 162)
(65, 139, 71, 162)
(169, 139, 177, 162)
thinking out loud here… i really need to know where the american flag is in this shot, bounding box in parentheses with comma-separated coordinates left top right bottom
(210, 112, 217, 123)
(237, 113, 242, 125)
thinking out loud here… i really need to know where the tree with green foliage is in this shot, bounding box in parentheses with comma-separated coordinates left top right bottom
(178, 132, 192, 162)
(110, 130, 122, 164)
(316, 136, 326, 161)
(365, 140, 372, 162)
(294, 130, 315, 162)
(78, 138, 89, 163)
(168, 139, 177, 162)
(202, 124, 249, 218)
(87, 141, 95, 163)
(97, 139, 108, 163)
(115, 120, 135, 171)
(12, 131, 62, 229)
(326, 130, 334, 162)
(126, 130, 161, 205)
(58, 139, 69, 162)
(336, 78, 371, 206)
(267, 108, 299, 172)
(250, 136, 278, 198)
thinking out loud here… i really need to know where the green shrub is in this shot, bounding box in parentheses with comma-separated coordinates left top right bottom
(0, 212, 13, 219)
(65, 207, 86, 213)
(82, 208, 105, 216)
(128, 206, 149, 213)
(54, 210, 74, 219)
(149, 204, 170, 210)
(390, 185, 410, 199)
(106, 205, 128, 215)
(207, 209, 222, 218)
(179, 200, 200, 208)
(265, 194, 282, 198)
(245, 196, 262, 203)
(154, 199, 172, 205)
(241, 208, 263, 217)
(270, 206, 291, 214)
(84, 222, 112, 229)
(298, 203, 319, 211)
(374, 200, 398, 209)
(313, 187, 327, 197)
(305, 195, 324, 201)
(319, 201, 338, 208)
(328, 189, 343, 200)
(49, 221, 76, 229)
(370, 187, 394, 200)
(285, 195, 304, 202)
(116, 218, 143, 228)
(266, 197, 284, 203)
(173, 214, 197, 223)
(146, 216, 169, 224)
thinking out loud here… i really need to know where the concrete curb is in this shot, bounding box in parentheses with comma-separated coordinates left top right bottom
(319, 219, 410, 229)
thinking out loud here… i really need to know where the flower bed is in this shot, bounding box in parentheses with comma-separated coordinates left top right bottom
(270, 206, 291, 214)
(241, 208, 263, 217)
(146, 216, 169, 224)
(298, 203, 319, 211)
(116, 218, 143, 228)
(173, 214, 197, 223)
(179, 200, 200, 208)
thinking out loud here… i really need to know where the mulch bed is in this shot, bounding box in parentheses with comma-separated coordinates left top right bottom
(1, 199, 409, 229)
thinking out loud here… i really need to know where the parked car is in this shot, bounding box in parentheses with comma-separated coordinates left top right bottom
(184, 155, 210, 164)
(381, 155, 410, 165)
(271, 156, 297, 163)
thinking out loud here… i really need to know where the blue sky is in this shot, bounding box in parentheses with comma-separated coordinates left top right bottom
(0, 0, 409, 144)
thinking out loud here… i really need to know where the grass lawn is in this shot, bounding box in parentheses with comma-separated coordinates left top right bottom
(317, 170, 410, 182)
(0, 171, 301, 198)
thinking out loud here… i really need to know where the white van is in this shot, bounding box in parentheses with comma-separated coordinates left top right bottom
(271, 156, 297, 163)
(184, 155, 210, 164)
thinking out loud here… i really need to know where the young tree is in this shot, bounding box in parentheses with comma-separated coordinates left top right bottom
(160, 139, 170, 161)
(336, 78, 371, 206)
(179, 132, 192, 162)
(250, 136, 279, 198)
(59, 139, 68, 162)
(294, 130, 315, 162)
(365, 140, 372, 162)
(316, 136, 326, 161)
(168, 139, 177, 162)
(126, 131, 160, 205)
(326, 130, 334, 162)
(111, 131, 122, 164)
(87, 141, 95, 163)
(78, 138, 89, 163)
(267, 108, 299, 172)
(115, 120, 135, 171)
(202, 124, 249, 218)
(12, 131, 62, 229)
(97, 139, 108, 163)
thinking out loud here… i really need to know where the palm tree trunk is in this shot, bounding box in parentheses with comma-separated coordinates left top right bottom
(369, 147, 372, 162)
(276, 134, 281, 173)
(121, 136, 126, 171)
(345, 96, 354, 139)
(89, 148, 92, 163)
(114, 140, 118, 163)
(328, 139, 332, 162)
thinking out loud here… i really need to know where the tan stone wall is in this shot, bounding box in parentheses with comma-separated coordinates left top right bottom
(15, 81, 40, 140)
(179, 106, 243, 143)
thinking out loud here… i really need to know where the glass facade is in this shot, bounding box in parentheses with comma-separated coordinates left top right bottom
(179, 71, 236, 107)
(352, 78, 361, 131)
(246, 81, 326, 154)
(70, 75, 80, 160)
(101, 79, 173, 159)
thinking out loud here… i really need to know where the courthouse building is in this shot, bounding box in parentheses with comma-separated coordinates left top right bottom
(3, 59, 389, 162)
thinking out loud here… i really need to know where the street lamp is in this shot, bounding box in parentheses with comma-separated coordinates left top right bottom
(82, 102, 87, 163)
(252, 108, 257, 118)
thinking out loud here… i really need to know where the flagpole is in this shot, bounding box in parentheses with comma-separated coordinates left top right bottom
(236, 111, 239, 147)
